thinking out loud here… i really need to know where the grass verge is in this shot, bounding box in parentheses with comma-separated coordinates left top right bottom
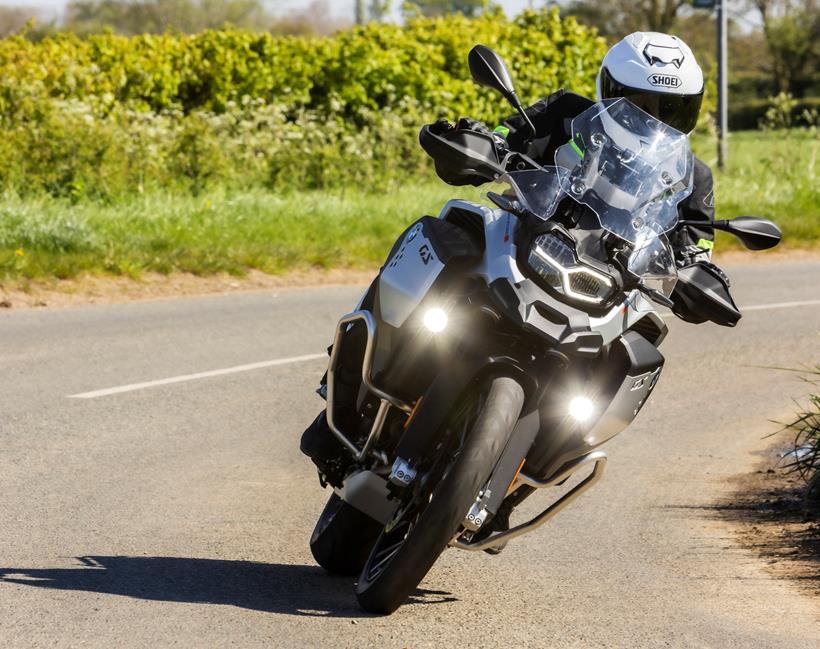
(1, 129, 817, 283)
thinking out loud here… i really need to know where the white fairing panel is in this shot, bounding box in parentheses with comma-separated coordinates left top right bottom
(378, 222, 445, 327)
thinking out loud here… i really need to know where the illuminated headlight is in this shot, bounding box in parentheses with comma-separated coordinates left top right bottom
(527, 234, 615, 306)
(568, 396, 594, 422)
(423, 307, 448, 333)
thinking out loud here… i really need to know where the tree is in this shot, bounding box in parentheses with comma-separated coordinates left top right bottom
(0, 7, 36, 37)
(558, 0, 691, 35)
(356, 0, 391, 23)
(402, 0, 488, 18)
(272, 1, 349, 36)
(369, 1, 393, 21)
(749, 0, 819, 95)
(65, 0, 269, 35)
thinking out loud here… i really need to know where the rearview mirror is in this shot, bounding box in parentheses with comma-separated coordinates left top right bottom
(467, 44, 536, 139)
(468, 44, 517, 103)
(714, 216, 782, 251)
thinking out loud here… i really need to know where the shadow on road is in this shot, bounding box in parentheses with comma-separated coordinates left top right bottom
(0, 556, 457, 617)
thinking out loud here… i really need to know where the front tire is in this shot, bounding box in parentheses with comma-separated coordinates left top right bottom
(355, 375, 525, 614)
(310, 493, 383, 576)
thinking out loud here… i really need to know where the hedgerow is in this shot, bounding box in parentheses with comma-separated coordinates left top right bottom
(0, 8, 606, 198)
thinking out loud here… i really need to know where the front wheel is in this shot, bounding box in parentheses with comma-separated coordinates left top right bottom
(355, 375, 525, 614)
(310, 493, 383, 576)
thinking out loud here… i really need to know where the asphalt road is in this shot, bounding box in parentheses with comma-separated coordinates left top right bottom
(1, 260, 819, 648)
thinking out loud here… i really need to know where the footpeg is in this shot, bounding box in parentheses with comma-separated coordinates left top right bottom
(389, 457, 417, 487)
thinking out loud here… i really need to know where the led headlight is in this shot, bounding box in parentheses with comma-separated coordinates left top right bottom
(527, 233, 615, 306)
(568, 396, 595, 422)
(422, 307, 448, 333)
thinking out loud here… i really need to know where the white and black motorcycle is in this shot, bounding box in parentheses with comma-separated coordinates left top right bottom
(304, 46, 781, 614)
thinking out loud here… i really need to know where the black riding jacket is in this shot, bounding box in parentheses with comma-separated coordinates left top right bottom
(439, 89, 716, 256)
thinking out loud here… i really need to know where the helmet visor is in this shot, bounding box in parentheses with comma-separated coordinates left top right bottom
(600, 66, 704, 134)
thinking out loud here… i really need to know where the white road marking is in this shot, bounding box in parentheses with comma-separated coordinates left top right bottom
(742, 299, 820, 312)
(67, 298, 820, 400)
(67, 353, 327, 399)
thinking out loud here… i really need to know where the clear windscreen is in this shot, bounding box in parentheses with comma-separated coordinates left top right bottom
(501, 168, 564, 220)
(554, 98, 694, 245)
(494, 100, 695, 302)
(628, 225, 678, 301)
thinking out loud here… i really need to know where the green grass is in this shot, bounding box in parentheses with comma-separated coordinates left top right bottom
(1, 129, 817, 283)
(0, 182, 486, 281)
(692, 129, 819, 250)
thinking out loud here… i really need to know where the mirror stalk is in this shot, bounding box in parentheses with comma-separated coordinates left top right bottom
(677, 216, 782, 251)
(509, 94, 536, 140)
(638, 283, 674, 308)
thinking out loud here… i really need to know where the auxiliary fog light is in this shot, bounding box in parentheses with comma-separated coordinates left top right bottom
(568, 396, 594, 422)
(423, 307, 448, 333)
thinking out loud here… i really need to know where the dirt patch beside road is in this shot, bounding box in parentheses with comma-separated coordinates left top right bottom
(1, 250, 819, 311)
(717, 440, 820, 598)
(0, 267, 377, 310)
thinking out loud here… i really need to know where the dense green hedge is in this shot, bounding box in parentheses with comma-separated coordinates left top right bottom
(728, 97, 820, 130)
(0, 9, 606, 199)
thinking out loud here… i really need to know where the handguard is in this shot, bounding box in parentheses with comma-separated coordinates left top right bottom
(671, 260, 741, 327)
(419, 121, 506, 187)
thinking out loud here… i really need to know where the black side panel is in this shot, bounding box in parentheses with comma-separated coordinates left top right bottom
(525, 331, 663, 480)
(619, 330, 664, 375)
(441, 206, 486, 250)
(418, 216, 483, 267)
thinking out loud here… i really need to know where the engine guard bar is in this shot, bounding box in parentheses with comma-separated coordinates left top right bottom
(451, 450, 607, 552)
(326, 310, 413, 463)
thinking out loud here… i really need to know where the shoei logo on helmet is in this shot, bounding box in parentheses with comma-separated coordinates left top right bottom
(643, 43, 685, 68)
(648, 74, 682, 88)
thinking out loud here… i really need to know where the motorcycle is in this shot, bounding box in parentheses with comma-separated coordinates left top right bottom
(304, 46, 782, 614)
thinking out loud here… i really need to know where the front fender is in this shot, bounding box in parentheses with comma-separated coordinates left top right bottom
(392, 349, 536, 465)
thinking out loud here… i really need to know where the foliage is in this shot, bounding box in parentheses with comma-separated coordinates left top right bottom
(65, 0, 270, 35)
(557, 0, 696, 35)
(751, 0, 820, 97)
(728, 96, 820, 129)
(0, 9, 606, 198)
(0, 7, 40, 38)
(777, 366, 820, 505)
(0, 129, 817, 283)
(403, 0, 488, 17)
(761, 91, 800, 129)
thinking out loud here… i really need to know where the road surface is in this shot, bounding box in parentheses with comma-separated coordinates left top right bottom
(1, 260, 819, 648)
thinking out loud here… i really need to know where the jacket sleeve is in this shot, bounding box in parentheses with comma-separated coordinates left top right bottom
(671, 157, 715, 255)
(501, 90, 594, 162)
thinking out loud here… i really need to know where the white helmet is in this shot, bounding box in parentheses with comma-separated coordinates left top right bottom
(596, 32, 704, 133)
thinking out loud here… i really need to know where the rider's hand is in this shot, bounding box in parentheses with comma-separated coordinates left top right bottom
(455, 117, 492, 135)
(429, 118, 455, 136)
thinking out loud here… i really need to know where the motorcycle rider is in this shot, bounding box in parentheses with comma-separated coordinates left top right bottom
(301, 32, 716, 483)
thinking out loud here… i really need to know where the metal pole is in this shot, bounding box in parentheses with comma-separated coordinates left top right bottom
(717, 0, 728, 170)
